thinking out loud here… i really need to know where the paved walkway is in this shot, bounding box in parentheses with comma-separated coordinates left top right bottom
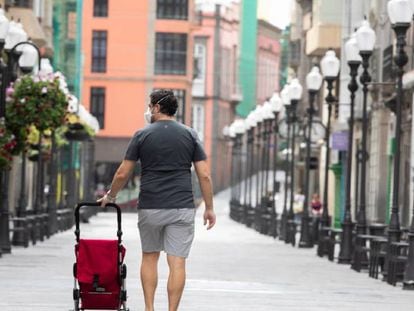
(0, 190, 413, 310)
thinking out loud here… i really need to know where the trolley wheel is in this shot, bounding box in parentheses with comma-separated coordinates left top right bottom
(73, 288, 80, 300)
(121, 264, 127, 279)
(73, 263, 77, 278)
(121, 290, 127, 302)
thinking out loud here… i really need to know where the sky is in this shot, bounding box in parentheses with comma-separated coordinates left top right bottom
(258, 0, 293, 30)
(195, 0, 293, 30)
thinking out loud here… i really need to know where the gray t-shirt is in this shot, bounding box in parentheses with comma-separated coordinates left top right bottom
(124, 120, 207, 209)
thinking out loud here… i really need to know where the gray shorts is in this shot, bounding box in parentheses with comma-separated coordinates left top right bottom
(137, 208, 196, 258)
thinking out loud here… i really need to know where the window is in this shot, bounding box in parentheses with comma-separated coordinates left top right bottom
(173, 89, 186, 123)
(193, 43, 206, 80)
(94, 0, 108, 17)
(192, 41, 206, 97)
(9, 0, 32, 8)
(90, 87, 105, 129)
(192, 102, 204, 142)
(155, 33, 187, 75)
(157, 0, 188, 20)
(92, 30, 107, 73)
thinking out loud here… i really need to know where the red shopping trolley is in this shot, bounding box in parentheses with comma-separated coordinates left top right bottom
(73, 202, 129, 311)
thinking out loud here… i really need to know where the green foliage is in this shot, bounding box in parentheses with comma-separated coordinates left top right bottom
(5, 75, 69, 154)
(0, 118, 17, 170)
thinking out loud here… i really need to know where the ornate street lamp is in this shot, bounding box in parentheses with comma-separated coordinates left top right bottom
(279, 84, 291, 241)
(228, 121, 238, 220)
(387, 0, 414, 290)
(241, 119, 251, 224)
(0, 15, 42, 253)
(355, 18, 376, 233)
(318, 49, 340, 254)
(234, 119, 246, 223)
(253, 105, 266, 231)
(339, 32, 363, 265)
(269, 92, 283, 237)
(260, 101, 276, 233)
(286, 78, 303, 246)
(244, 113, 258, 226)
(299, 66, 323, 248)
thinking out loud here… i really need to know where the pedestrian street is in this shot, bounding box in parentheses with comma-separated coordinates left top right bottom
(0, 190, 413, 311)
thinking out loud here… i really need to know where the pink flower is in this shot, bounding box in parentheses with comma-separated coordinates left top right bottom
(6, 87, 14, 97)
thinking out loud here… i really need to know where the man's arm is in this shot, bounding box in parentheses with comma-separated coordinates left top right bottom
(194, 160, 216, 229)
(98, 160, 136, 206)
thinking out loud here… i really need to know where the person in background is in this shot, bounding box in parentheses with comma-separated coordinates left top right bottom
(311, 193, 322, 216)
(311, 192, 322, 243)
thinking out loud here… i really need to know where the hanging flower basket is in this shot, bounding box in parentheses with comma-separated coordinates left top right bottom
(64, 117, 95, 142)
(5, 74, 69, 154)
(0, 118, 17, 170)
(64, 128, 91, 141)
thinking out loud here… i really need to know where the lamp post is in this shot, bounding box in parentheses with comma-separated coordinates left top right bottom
(234, 120, 246, 223)
(235, 121, 246, 223)
(339, 33, 362, 264)
(254, 106, 265, 230)
(279, 84, 291, 241)
(260, 101, 275, 233)
(299, 66, 323, 248)
(0, 15, 42, 253)
(318, 49, 340, 253)
(244, 113, 258, 226)
(387, 0, 414, 289)
(241, 120, 250, 224)
(355, 19, 376, 236)
(387, 0, 411, 243)
(286, 78, 303, 246)
(229, 121, 237, 220)
(269, 92, 283, 237)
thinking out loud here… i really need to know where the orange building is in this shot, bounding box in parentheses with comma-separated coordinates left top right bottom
(81, 0, 195, 181)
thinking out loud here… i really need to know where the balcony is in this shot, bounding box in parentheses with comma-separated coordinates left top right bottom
(305, 23, 341, 56)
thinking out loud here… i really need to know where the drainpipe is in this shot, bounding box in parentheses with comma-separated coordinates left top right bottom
(211, 4, 221, 193)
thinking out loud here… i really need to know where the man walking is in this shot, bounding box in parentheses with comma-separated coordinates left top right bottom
(99, 89, 216, 311)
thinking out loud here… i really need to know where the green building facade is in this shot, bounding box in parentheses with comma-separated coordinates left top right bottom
(52, 0, 83, 97)
(237, 0, 258, 117)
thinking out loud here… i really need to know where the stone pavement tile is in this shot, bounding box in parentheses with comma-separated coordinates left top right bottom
(0, 190, 413, 310)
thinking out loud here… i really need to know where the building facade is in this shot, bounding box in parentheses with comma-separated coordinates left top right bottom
(192, 1, 241, 192)
(81, 0, 195, 185)
(52, 0, 82, 95)
(289, 0, 414, 228)
(256, 19, 281, 105)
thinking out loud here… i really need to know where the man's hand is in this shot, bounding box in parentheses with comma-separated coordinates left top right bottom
(97, 191, 116, 207)
(203, 209, 216, 230)
(97, 194, 110, 207)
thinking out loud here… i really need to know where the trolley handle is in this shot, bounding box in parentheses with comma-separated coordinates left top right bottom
(74, 202, 122, 243)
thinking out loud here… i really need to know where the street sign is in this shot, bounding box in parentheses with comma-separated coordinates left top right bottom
(331, 131, 349, 151)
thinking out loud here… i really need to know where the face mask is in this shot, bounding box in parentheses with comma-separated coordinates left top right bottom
(144, 107, 152, 124)
(144, 95, 171, 124)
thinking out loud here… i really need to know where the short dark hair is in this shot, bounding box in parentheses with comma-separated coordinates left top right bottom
(150, 89, 178, 116)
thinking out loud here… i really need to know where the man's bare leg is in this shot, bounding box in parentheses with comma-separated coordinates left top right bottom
(166, 255, 186, 311)
(141, 252, 160, 311)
